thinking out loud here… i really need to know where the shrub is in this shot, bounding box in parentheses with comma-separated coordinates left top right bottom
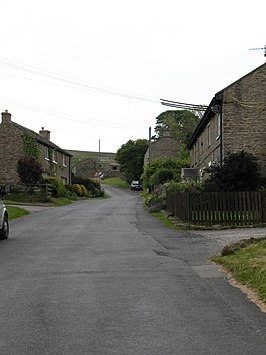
(144, 185, 166, 212)
(165, 181, 203, 193)
(150, 168, 175, 189)
(80, 184, 88, 196)
(43, 176, 66, 197)
(72, 184, 82, 196)
(204, 151, 266, 192)
(141, 157, 188, 190)
(72, 176, 104, 197)
(17, 156, 42, 184)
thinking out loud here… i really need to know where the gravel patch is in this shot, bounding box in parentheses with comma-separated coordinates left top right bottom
(192, 227, 266, 248)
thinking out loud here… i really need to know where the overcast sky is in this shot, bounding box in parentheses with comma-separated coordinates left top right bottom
(0, 0, 265, 153)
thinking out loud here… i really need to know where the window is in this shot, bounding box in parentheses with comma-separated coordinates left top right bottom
(216, 114, 221, 140)
(52, 150, 57, 163)
(63, 154, 67, 167)
(44, 146, 49, 160)
(207, 123, 211, 147)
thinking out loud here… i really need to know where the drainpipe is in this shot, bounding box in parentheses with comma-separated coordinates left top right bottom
(220, 105, 223, 166)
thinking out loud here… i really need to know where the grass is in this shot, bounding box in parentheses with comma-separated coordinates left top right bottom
(211, 238, 266, 303)
(66, 149, 116, 167)
(150, 210, 178, 229)
(7, 206, 29, 220)
(101, 177, 129, 188)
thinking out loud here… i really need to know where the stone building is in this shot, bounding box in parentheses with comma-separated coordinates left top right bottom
(72, 157, 121, 179)
(144, 131, 181, 165)
(187, 63, 266, 178)
(0, 110, 72, 184)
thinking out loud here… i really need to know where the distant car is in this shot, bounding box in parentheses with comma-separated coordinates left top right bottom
(0, 185, 10, 240)
(130, 180, 142, 191)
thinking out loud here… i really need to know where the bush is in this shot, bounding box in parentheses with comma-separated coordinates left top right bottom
(204, 151, 266, 192)
(72, 176, 104, 197)
(165, 181, 203, 193)
(43, 177, 66, 197)
(141, 158, 188, 190)
(80, 184, 88, 196)
(72, 184, 82, 196)
(17, 156, 42, 184)
(150, 168, 175, 189)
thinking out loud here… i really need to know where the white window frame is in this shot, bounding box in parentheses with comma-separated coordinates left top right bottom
(62, 154, 67, 167)
(44, 146, 49, 160)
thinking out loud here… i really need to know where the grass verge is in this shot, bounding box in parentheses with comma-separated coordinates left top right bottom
(101, 178, 129, 188)
(150, 211, 176, 229)
(7, 206, 29, 220)
(211, 238, 266, 304)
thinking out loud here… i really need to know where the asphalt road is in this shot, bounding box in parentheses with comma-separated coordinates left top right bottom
(0, 186, 265, 355)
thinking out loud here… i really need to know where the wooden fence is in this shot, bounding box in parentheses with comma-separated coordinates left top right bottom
(166, 191, 266, 226)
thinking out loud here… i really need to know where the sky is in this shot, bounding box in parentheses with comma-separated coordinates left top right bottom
(0, 0, 265, 153)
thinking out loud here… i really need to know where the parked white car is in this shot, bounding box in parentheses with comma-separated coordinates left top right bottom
(0, 186, 9, 240)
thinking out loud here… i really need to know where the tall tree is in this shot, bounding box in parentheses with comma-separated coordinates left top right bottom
(154, 110, 200, 145)
(115, 139, 149, 182)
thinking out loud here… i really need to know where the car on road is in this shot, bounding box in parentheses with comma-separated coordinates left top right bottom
(130, 180, 142, 191)
(0, 185, 9, 240)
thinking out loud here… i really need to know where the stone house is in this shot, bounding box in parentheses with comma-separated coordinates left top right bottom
(0, 110, 72, 184)
(144, 131, 181, 166)
(72, 157, 121, 179)
(187, 62, 266, 178)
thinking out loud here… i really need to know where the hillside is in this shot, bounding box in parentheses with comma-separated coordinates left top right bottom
(66, 149, 116, 167)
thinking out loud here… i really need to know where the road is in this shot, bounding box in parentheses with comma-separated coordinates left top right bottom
(0, 186, 265, 354)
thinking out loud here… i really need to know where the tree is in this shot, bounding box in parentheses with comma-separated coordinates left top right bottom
(204, 151, 266, 192)
(17, 156, 43, 185)
(115, 139, 149, 182)
(154, 110, 200, 145)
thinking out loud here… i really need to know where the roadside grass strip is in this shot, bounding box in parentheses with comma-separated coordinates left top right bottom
(211, 239, 266, 304)
(7, 206, 29, 220)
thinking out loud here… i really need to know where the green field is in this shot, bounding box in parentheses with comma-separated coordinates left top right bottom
(66, 149, 116, 167)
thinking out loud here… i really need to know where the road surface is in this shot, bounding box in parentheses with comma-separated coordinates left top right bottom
(0, 185, 265, 354)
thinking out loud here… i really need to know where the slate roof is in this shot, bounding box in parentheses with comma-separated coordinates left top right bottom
(11, 121, 72, 157)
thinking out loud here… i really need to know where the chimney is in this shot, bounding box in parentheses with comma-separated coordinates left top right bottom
(1, 110, 11, 124)
(39, 127, 50, 140)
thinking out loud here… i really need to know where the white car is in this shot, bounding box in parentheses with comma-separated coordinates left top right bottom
(0, 186, 9, 240)
(130, 180, 142, 191)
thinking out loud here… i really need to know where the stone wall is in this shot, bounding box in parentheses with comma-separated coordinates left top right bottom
(189, 63, 266, 178)
(144, 135, 181, 165)
(0, 112, 24, 183)
(0, 110, 72, 184)
(222, 64, 266, 176)
(190, 113, 221, 174)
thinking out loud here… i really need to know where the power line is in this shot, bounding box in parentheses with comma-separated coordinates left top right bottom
(160, 98, 208, 111)
(0, 56, 208, 111)
(0, 96, 146, 130)
(0, 56, 159, 103)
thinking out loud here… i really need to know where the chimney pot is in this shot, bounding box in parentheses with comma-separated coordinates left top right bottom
(39, 128, 51, 140)
(1, 110, 11, 124)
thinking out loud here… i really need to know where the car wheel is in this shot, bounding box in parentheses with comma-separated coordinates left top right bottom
(0, 216, 9, 240)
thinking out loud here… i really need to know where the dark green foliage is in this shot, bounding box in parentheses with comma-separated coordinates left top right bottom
(154, 110, 200, 145)
(43, 176, 66, 197)
(72, 176, 104, 197)
(150, 168, 174, 187)
(17, 156, 43, 184)
(115, 139, 149, 182)
(204, 151, 266, 192)
(23, 135, 41, 162)
(141, 157, 189, 190)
